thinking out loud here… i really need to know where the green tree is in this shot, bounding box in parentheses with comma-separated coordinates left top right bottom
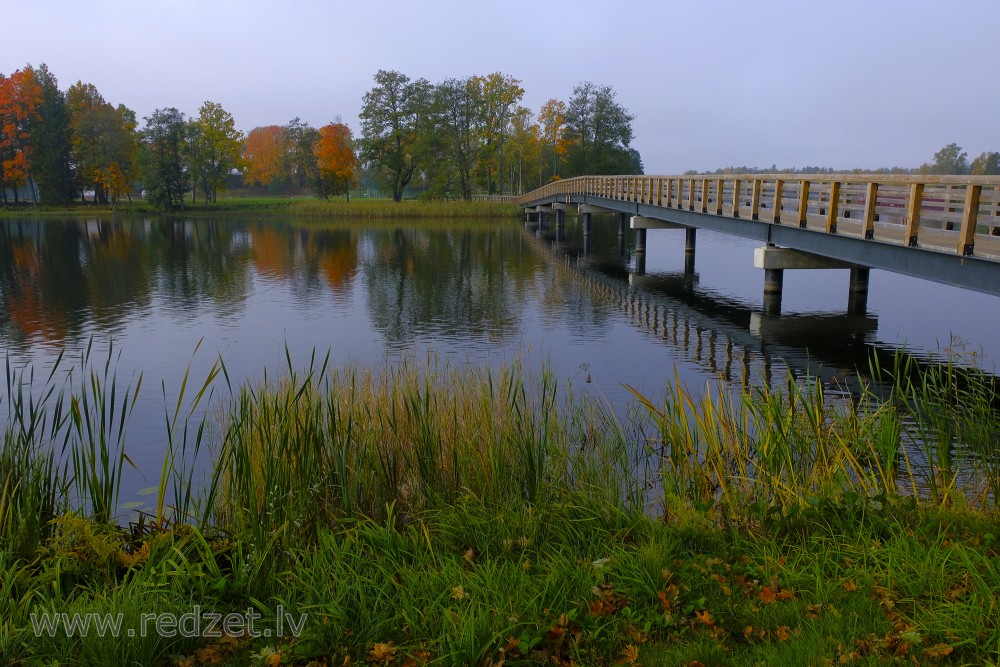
(283, 117, 320, 192)
(428, 77, 480, 200)
(188, 101, 243, 203)
(970, 151, 1000, 175)
(140, 107, 188, 210)
(27, 64, 75, 204)
(564, 82, 640, 176)
(920, 143, 969, 175)
(359, 70, 432, 202)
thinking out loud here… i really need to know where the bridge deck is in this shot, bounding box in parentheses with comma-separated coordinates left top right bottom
(519, 174, 1000, 296)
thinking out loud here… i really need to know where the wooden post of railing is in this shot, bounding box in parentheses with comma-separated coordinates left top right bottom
(798, 180, 811, 228)
(957, 184, 981, 256)
(944, 185, 955, 230)
(772, 179, 784, 224)
(751, 179, 762, 220)
(687, 178, 695, 211)
(716, 179, 724, 215)
(993, 188, 1000, 235)
(664, 178, 673, 207)
(701, 178, 709, 213)
(904, 183, 923, 246)
(732, 178, 742, 218)
(656, 178, 664, 206)
(826, 181, 840, 233)
(862, 182, 878, 239)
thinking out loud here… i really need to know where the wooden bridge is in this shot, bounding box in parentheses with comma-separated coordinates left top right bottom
(518, 174, 1000, 312)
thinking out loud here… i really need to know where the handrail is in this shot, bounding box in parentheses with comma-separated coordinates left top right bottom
(518, 174, 1000, 258)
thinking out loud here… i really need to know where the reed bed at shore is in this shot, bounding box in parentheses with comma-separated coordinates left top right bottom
(1, 347, 999, 665)
(0, 197, 521, 219)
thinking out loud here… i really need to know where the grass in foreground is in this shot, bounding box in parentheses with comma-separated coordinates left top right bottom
(1, 349, 998, 665)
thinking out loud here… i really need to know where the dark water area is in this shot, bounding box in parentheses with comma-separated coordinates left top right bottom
(1, 215, 997, 509)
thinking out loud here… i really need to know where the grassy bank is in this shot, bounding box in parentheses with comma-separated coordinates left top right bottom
(0, 197, 520, 220)
(1, 350, 998, 665)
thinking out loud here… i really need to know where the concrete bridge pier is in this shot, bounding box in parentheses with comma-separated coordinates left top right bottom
(684, 228, 697, 274)
(848, 268, 871, 316)
(631, 215, 689, 257)
(762, 268, 784, 316)
(635, 228, 647, 254)
(635, 252, 646, 276)
(618, 212, 628, 236)
(582, 212, 591, 237)
(755, 246, 869, 316)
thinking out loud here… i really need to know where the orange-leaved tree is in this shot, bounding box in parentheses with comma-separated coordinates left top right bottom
(243, 125, 287, 188)
(0, 67, 43, 202)
(313, 122, 357, 200)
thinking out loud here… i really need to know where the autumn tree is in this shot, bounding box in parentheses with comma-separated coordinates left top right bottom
(27, 64, 75, 204)
(507, 106, 542, 195)
(243, 125, 286, 188)
(0, 67, 42, 203)
(313, 122, 357, 200)
(140, 107, 188, 210)
(64, 82, 138, 204)
(473, 73, 524, 195)
(538, 98, 569, 183)
(188, 101, 243, 203)
(359, 69, 432, 201)
(564, 82, 640, 176)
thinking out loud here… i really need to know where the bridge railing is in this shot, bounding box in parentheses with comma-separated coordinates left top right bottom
(519, 175, 1000, 258)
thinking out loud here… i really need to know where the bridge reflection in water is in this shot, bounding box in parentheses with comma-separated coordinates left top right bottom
(525, 217, 899, 399)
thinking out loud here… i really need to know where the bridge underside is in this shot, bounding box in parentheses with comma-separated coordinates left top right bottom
(528, 194, 1000, 298)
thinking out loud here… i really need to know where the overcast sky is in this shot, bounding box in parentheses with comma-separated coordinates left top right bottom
(5, 0, 998, 174)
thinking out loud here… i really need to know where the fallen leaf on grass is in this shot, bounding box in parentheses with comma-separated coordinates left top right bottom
(695, 609, 714, 626)
(758, 586, 776, 604)
(366, 643, 396, 663)
(923, 643, 954, 659)
(841, 580, 858, 591)
(614, 644, 640, 666)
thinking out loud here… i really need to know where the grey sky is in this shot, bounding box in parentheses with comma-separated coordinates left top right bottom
(6, 0, 998, 174)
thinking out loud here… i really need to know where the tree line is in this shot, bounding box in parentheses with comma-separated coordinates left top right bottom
(686, 144, 1000, 177)
(1, 64, 642, 208)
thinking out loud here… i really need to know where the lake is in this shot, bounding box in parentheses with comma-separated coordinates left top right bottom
(2, 214, 997, 508)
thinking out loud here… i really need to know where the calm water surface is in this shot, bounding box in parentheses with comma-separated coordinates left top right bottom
(2, 215, 997, 506)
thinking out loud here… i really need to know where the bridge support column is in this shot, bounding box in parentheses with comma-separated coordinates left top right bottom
(635, 253, 646, 276)
(635, 228, 647, 254)
(848, 268, 870, 316)
(763, 269, 784, 316)
(684, 228, 697, 274)
(619, 212, 628, 236)
(556, 208, 565, 227)
(582, 212, 591, 237)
